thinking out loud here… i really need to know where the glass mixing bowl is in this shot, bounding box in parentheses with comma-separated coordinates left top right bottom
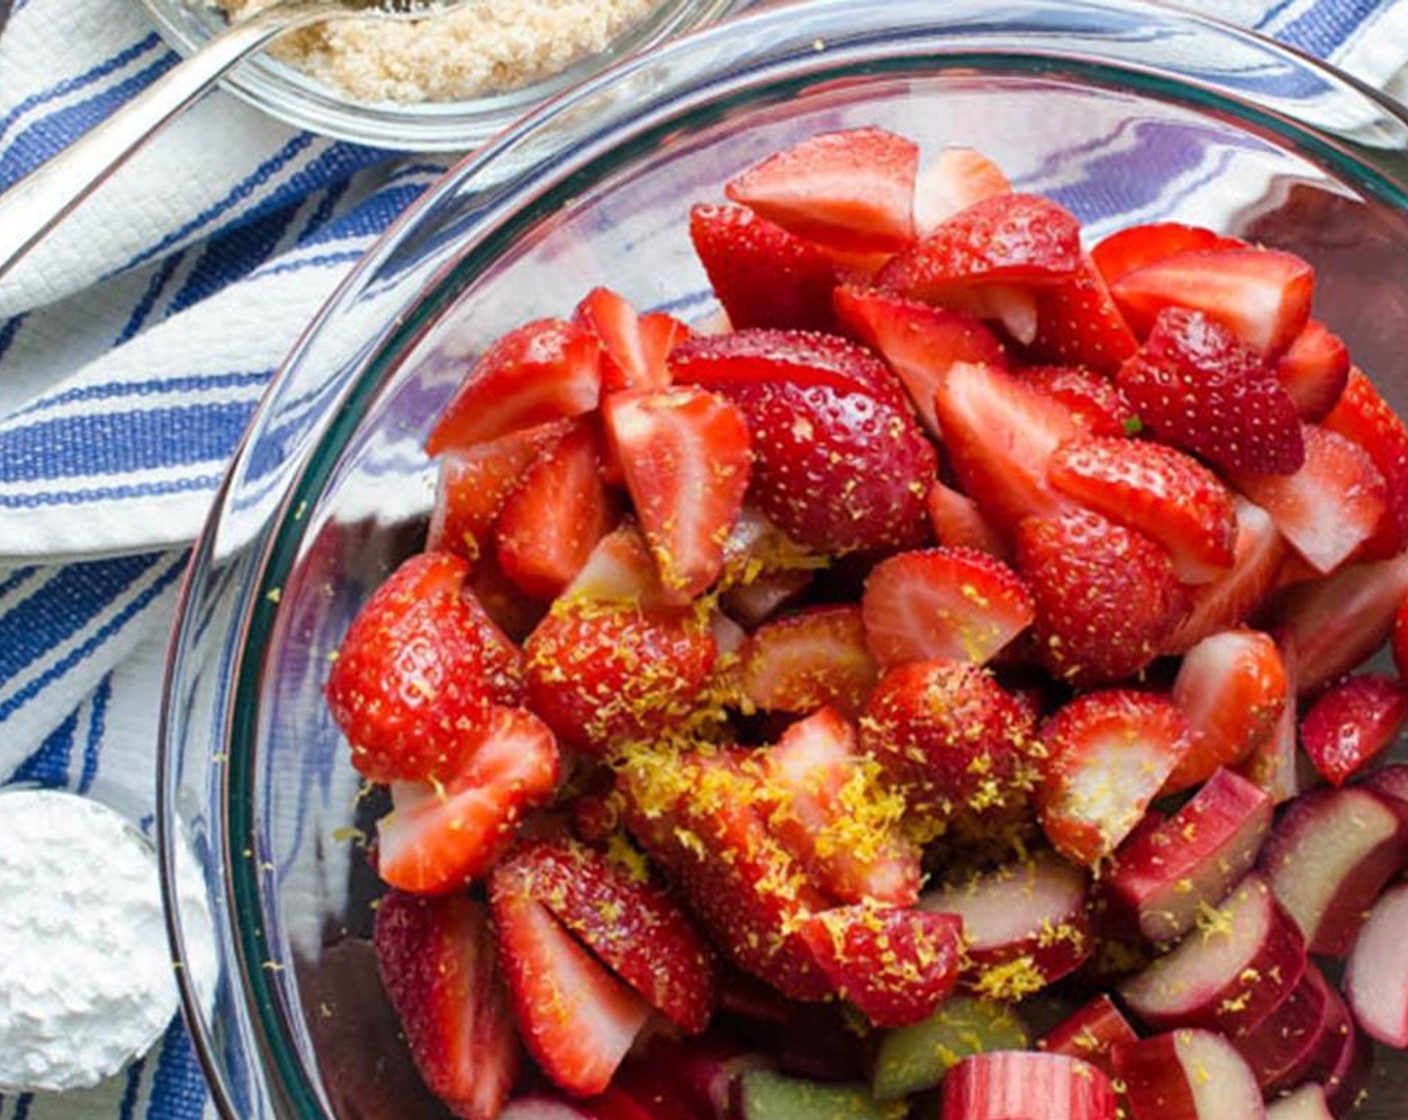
(158, 0, 1408, 1115)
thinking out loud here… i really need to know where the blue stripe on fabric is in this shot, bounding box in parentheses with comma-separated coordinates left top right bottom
(0, 567, 40, 602)
(0, 471, 226, 509)
(295, 177, 354, 245)
(77, 676, 110, 795)
(10, 370, 269, 419)
(12, 1094, 32, 1120)
(117, 1054, 146, 1120)
(1255, 0, 1302, 30)
(253, 248, 363, 281)
(145, 1020, 208, 1120)
(0, 32, 163, 143)
(117, 254, 186, 346)
(1273, 0, 1380, 56)
(0, 315, 26, 364)
(10, 708, 75, 786)
(170, 201, 303, 316)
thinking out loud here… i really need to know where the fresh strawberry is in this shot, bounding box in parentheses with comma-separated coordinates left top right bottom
(1014, 509, 1189, 685)
(523, 603, 717, 755)
(832, 284, 1007, 436)
(861, 547, 1035, 666)
(913, 146, 1012, 234)
(797, 904, 963, 1028)
(1028, 255, 1138, 375)
(926, 479, 1009, 556)
(1165, 628, 1287, 793)
(930, 360, 1080, 532)
(376, 705, 561, 894)
(1230, 424, 1388, 574)
(1047, 435, 1237, 585)
(1037, 690, 1195, 866)
(1275, 319, 1350, 421)
(1015, 365, 1138, 438)
(670, 327, 908, 403)
(738, 605, 880, 717)
(1090, 221, 1242, 287)
(465, 552, 549, 645)
(1323, 367, 1408, 554)
(1109, 246, 1314, 359)
(724, 126, 919, 254)
(426, 319, 601, 454)
(326, 551, 494, 783)
(373, 891, 520, 1120)
(1300, 673, 1408, 787)
(496, 420, 622, 600)
(603, 386, 752, 598)
(1395, 594, 1408, 679)
(491, 837, 718, 1033)
(460, 585, 527, 707)
(688, 203, 841, 332)
(574, 287, 687, 392)
(559, 520, 672, 611)
(1116, 307, 1305, 476)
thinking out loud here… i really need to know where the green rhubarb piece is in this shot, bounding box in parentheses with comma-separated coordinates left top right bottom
(738, 1069, 907, 1120)
(870, 996, 1030, 1101)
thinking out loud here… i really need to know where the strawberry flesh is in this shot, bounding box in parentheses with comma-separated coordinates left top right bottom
(1300, 672, 1408, 787)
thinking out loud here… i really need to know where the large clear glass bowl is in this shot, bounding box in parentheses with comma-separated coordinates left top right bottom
(158, 1, 1408, 1116)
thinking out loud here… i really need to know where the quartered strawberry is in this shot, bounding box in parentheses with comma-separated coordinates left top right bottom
(1037, 690, 1195, 866)
(326, 551, 493, 783)
(737, 605, 880, 717)
(1046, 435, 1237, 584)
(1090, 221, 1242, 287)
(724, 126, 919, 255)
(559, 519, 672, 612)
(1300, 673, 1408, 787)
(574, 287, 687, 392)
(688, 203, 841, 332)
(1276, 319, 1350, 421)
(860, 546, 1035, 666)
(492, 837, 718, 1033)
(426, 319, 601, 455)
(1014, 509, 1189, 685)
(373, 891, 520, 1120)
(913, 146, 1012, 235)
(1109, 246, 1314, 359)
(926, 479, 1009, 557)
(495, 420, 621, 600)
(798, 904, 963, 1028)
(1323, 367, 1408, 554)
(1116, 306, 1305, 476)
(1028, 254, 1138, 376)
(523, 603, 717, 755)
(603, 385, 752, 598)
(375, 705, 561, 894)
(1015, 365, 1137, 438)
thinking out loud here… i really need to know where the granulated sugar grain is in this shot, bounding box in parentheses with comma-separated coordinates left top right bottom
(217, 0, 661, 103)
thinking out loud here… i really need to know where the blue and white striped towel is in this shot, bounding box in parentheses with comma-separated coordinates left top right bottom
(1, 2, 1407, 1119)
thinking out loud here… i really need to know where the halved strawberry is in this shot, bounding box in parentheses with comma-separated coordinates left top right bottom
(1090, 221, 1242, 287)
(1016, 365, 1137, 438)
(724, 126, 919, 255)
(496, 420, 621, 600)
(926, 479, 1009, 557)
(1300, 673, 1408, 788)
(738, 605, 879, 717)
(1109, 246, 1314, 359)
(603, 386, 751, 598)
(373, 891, 520, 1120)
(426, 319, 601, 454)
(913, 146, 1012, 235)
(1116, 307, 1305, 476)
(798, 904, 963, 1028)
(559, 519, 671, 611)
(1046, 435, 1237, 584)
(1275, 319, 1350, 421)
(860, 547, 1035, 666)
(670, 327, 907, 402)
(1037, 690, 1195, 866)
(1323, 367, 1408, 554)
(574, 287, 687, 392)
(1028, 254, 1138, 376)
(376, 705, 561, 894)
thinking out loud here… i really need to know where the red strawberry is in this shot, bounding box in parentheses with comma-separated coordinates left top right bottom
(495, 420, 622, 600)
(1015, 365, 1137, 438)
(797, 904, 963, 1028)
(326, 551, 493, 783)
(426, 319, 601, 454)
(670, 327, 908, 403)
(1109, 246, 1313, 359)
(1300, 673, 1408, 787)
(603, 386, 752, 598)
(724, 127, 919, 254)
(688, 203, 841, 332)
(491, 837, 718, 1033)
(1014, 509, 1189, 684)
(1037, 690, 1195, 866)
(738, 605, 879, 717)
(574, 287, 687, 392)
(1275, 319, 1349, 421)
(464, 552, 549, 645)
(1090, 221, 1242, 287)
(372, 891, 520, 1120)
(375, 705, 561, 894)
(560, 519, 672, 611)
(913, 146, 1012, 234)
(1323, 367, 1408, 554)
(1116, 306, 1305, 475)
(523, 603, 717, 755)
(1395, 595, 1408, 679)
(861, 547, 1035, 667)
(926, 479, 1009, 557)
(1046, 435, 1237, 584)
(460, 585, 527, 707)
(1028, 254, 1138, 375)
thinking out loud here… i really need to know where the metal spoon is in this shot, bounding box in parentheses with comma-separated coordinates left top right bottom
(0, 0, 470, 282)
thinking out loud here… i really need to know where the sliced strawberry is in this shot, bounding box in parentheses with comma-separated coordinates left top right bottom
(1014, 509, 1189, 685)
(861, 546, 1035, 667)
(1275, 319, 1349, 421)
(724, 126, 918, 254)
(376, 705, 561, 894)
(670, 327, 907, 403)
(1395, 595, 1408, 679)
(913, 146, 1012, 235)
(1323, 367, 1408, 554)
(1037, 689, 1195, 866)
(1230, 424, 1388, 574)
(738, 605, 879, 717)
(523, 603, 717, 755)
(926, 479, 1009, 557)
(559, 519, 672, 612)
(798, 904, 963, 1028)
(373, 891, 520, 1120)
(1116, 306, 1305, 476)
(688, 203, 841, 332)
(1047, 435, 1237, 584)
(426, 319, 601, 454)
(1109, 246, 1314, 359)
(492, 837, 718, 1033)
(496, 420, 621, 600)
(465, 552, 549, 645)
(1015, 365, 1138, 438)
(1090, 221, 1242, 287)
(460, 585, 527, 707)
(326, 551, 492, 783)
(603, 386, 751, 598)
(1300, 673, 1408, 787)
(574, 287, 686, 392)
(1028, 254, 1138, 376)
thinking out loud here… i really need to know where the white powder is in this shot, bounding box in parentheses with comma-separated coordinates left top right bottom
(218, 0, 662, 104)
